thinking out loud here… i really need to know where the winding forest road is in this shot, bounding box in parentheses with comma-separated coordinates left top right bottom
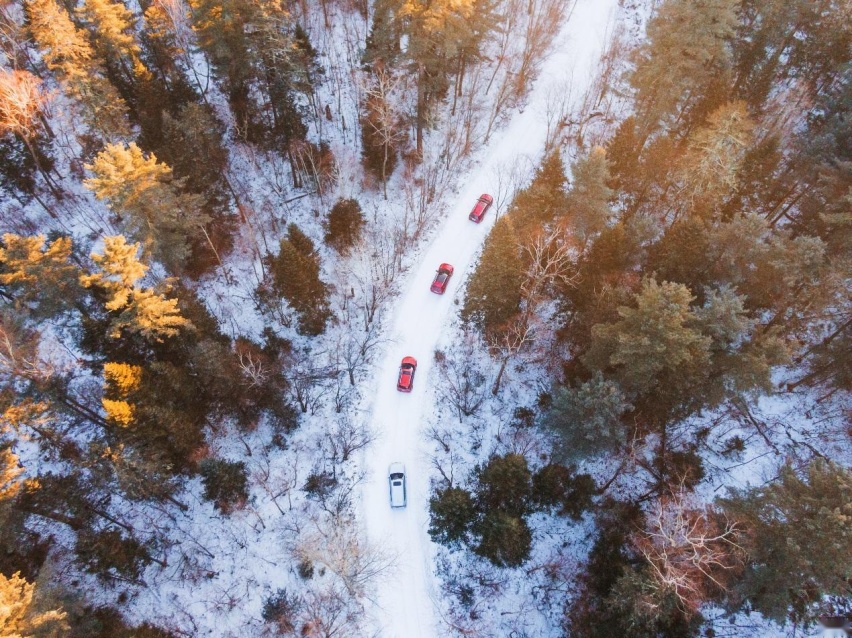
(361, 1, 617, 635)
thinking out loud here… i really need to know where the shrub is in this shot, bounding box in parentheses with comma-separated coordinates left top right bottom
(198, 459, 249, 513)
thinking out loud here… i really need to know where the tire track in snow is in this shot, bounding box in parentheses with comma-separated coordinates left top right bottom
(361, 1, 618, 635)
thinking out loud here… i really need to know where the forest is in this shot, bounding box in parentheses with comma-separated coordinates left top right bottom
(0, 0, 849, 635)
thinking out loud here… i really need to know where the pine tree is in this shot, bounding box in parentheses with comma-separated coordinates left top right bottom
(566, 147, 613, 246)
(473, 510, 532, 568)
(462, 216, 523, 333)
(674, 101, 754, 217)
(101, 362, 142, 428)
(80, 236, 191, 342)
(428, 486, 476, 547)
(76, 0, 150, 83)
(720, 459, 852, 624)
(0, 234, 80, 318)
(84, 143, 208, 273)
(583, 278, 711, 398)
(542, 373, 629, 463)
(264, 225, 331, 336)
(25, 0, 130, 138)
(325, 198, 365, 253)
(474, 453, 532, 519)
(510, 151, 568, 231)
(630, 0, 738, 139)
(0, 447, 24, 531)
(0, 572, 68, 637)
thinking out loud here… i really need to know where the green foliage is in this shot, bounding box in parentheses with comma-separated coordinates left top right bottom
(630, 0, 738, 136)
(510, 151, 568, 231)
(583, 278, 711, 398)
(84, 144, 208, 273)
(531, 464, 596, 520)
(199, 459, 249, 513)
(473, 510, 532, 568)
(542, 373, 629, 463)
(720, 459, 852, 624)
(80, 236, 192, 342)
(325, 198, 365, 253)
(461, 216, 523, 333)
(428, 486, 476, 547)
(566, 147, 613, 244)
(0, 234, 81, 319)
(25, 0, 130, 138)
(264, 224, 331, 336)
(474, 453, 532, 519)
(75, 528, 152, 582)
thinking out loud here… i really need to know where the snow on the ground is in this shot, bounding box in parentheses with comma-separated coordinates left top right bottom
(359, 1, 618, 635)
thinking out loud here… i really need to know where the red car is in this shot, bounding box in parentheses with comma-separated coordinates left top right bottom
(430, 263, 454, 294)
(397, 356, 417, 392)
(468, 193, 493, 223)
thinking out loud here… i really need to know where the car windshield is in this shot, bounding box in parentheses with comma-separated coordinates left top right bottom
(390, 473, 403, 480)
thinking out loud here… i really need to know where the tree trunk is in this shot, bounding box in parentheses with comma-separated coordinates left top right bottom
(491, 356, 509, 395)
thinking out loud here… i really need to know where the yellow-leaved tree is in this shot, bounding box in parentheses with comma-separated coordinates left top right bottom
(102, 362, 143, 427)
(25, 0, 129, 138)
(80, 236, 192, 341)
(85, 143, 207, 273)
(0, 571, 68, 638)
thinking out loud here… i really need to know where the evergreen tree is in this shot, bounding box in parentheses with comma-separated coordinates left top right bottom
(0, 234, 80, 319)
(720, 459, 852, 624)
(473, 510, 532, 568)
(630, 0, 738, 139)
(583, 278, 711, 398)
(510, 151, 568, 231)
(531, 464, 595, 520)
(25, 0, 129, 138)
(199, 458, 249, 513)
(566, 147, 613, 246)
(75, 528, 152, 582)
(264, 224, 331, 336)
(325, 198, 365, 253)
(428, 486, 476, 547)
(0, 572, 68, 637)
(542, 373, 629, 463)
(85, 143, 208, 273)
(76, 0, 150, 84)
(474, 453, 532, 519)
(462, 216, 523, 333)
(80, 236, 191, 342)
(674, 101, 754, 217)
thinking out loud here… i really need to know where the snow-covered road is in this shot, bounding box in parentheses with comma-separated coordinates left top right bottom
(361, 1, 617, 635)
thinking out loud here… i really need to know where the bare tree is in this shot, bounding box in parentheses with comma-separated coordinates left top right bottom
(323, 417, 376, 464)
(490, 155, 533, 219)
(297, 515, 394, 597)
(488, 315, 536, 395)
(362, 64, 407, 199)
(434, 334, 489, 421)
(287, 348, 336, 414)
(632, 488, 744, 614)
(520, 226, 580, 301)
(297, 584, 362, 638)
(335, 321, 385, 385)
(0, 68, 61, 200)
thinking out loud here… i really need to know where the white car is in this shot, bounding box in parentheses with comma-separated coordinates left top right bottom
(388, 463, 406, 508)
